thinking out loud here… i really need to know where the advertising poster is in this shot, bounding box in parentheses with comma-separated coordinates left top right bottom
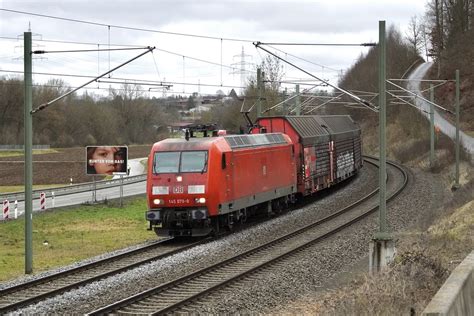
(86, 146, 128, 175)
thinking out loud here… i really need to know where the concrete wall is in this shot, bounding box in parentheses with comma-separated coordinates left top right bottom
(423, 251, 474, 316)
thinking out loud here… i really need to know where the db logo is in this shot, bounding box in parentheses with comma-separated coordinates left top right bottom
(173, 186, 184, 194)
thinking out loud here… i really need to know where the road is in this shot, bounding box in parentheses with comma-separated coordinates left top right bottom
(408, 62, 474, 155)
(1, 158, 147, 221)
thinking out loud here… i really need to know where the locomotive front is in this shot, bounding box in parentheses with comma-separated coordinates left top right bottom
(146, 138, 216, 237)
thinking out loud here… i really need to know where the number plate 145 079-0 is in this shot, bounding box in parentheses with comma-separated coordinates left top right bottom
(168, 199, 190, 204)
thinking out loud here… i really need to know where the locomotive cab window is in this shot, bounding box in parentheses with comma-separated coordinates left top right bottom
(181, 151, 208, 173)
(153, 152, 180, 173)
(153, 151, 208, 174)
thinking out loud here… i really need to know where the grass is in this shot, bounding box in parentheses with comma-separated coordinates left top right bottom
(0, 197, 155, 282)
(295, 199, 474, 315)
(0, 149, 58, 158)
(0, 184, 67, 193)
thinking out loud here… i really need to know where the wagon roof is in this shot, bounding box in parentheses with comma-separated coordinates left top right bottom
(256, 115, 360, 145)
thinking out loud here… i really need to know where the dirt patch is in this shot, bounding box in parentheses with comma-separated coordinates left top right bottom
(0, 145, 151, 185)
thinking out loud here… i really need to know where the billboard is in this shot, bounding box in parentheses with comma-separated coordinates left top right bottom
(86, 146, 128, 175)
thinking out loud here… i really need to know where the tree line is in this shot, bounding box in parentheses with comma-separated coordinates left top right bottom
(0, 79, 179, 146)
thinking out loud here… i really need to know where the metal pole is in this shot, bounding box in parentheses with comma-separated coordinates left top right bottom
(93, 176, 97, 202)
(24, 31, 33, 274)
(430, 84, 435, 168)
(454, 70, 460, 188)
(376, 21, 389, 240)
(257, 68, 262, 118)
(120, 175, 124, 207)
(295, 84, 301, 115)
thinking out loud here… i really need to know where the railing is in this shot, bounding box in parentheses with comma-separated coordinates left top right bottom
(0, 174, 147, 202)
(0, 145, 51, 151)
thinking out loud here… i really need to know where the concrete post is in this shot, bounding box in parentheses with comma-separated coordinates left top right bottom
(295, 84, 301, 115)
(24, 31, 33, 274)
(257, 68, 262, 118)
(430, 84, 435, 168)
(454, 70, 460, 189)
(370, 21, 394, 274)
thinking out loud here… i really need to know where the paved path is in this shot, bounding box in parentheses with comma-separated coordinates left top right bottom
(407, 62, 474, 156)
(1, 158, 147, 221)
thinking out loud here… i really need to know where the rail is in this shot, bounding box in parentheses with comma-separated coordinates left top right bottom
(0, 174, 147, 202)
(88, 158, 409, 315)
(0, 237, 213, 314)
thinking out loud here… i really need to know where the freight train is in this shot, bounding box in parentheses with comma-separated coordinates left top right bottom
(146, 115, 362, 237)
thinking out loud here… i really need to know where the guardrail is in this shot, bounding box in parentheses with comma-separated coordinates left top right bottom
(0, 174, 147, 202)
(0, 145, 51, 150)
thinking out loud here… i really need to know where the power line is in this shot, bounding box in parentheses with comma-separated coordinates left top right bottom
(1, 36, 254, 75)
(254, 42, 377, 112)
(32, 47, 148, 54)
(259, 42, 376, 47)
(0, 35, 147, 47)
(0, 81, 230, 97)
(0, 8, 254, 43)
(266, 45, 341, 73)
(31, 46, 156, 113)
(0, 69, 245, 90)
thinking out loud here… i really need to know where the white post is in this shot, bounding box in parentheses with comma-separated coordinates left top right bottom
(70, 178, 73, 185)
(14, 200, 18, 219)
(51, 192, 55, 208)
(3, 200, 9, 220)
(40, 192, 46, 210)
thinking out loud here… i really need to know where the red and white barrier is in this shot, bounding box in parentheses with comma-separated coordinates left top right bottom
(40, 192, 46, 210)
(3, 200, 9, 220)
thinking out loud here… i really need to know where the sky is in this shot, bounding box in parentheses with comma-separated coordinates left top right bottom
(0, 0, 428, 98)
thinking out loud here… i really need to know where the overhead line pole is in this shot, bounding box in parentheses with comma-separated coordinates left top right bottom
(23, 42, 155, 274)
(257, 68, 262, 118)
(454, 70, 460, 188)
(430, 84, 435, 168)
(24, 31, 33, 274)
(376, 20, 388, 240)
(369, 21, 395, 274)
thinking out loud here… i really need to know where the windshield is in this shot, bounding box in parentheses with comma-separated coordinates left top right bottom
(153, 151, 208, 174)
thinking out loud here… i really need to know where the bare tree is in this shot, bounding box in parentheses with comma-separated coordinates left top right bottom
(405, 15, 424, 56)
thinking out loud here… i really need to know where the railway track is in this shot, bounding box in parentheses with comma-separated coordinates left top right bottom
(0, 237, 210, 314)
(88, 158, 408, 315)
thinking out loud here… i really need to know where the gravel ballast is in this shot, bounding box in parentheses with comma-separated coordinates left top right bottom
(9, 163, 447, 315)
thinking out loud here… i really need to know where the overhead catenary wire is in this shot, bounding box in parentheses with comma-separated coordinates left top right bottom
(254, 41, 378, 112)
(0, 8, 254, 43)
(260, 42, 377, 47)
(32, 47, 148, 54)
(386, 90, 430, 114)
(30, 46, 156, 114)
(267, 45, 341, 73)
(0, 69, 245, 89)
(386, 79, 453, 114)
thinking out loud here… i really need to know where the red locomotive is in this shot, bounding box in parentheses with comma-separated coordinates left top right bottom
(146, 115, 362, 237)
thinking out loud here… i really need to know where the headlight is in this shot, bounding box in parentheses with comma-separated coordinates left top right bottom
(176, 176, 182, 182)
(188, 185, 205, 194)
(152, 186, 169, 195)
(153, 199, 164, 205)
(194, 197, 206, 204)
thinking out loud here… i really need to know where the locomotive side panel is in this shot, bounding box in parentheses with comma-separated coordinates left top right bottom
(217, 134, 296, 214)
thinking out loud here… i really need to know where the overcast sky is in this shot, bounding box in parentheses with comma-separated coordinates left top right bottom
(0, 0, 428, 97)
